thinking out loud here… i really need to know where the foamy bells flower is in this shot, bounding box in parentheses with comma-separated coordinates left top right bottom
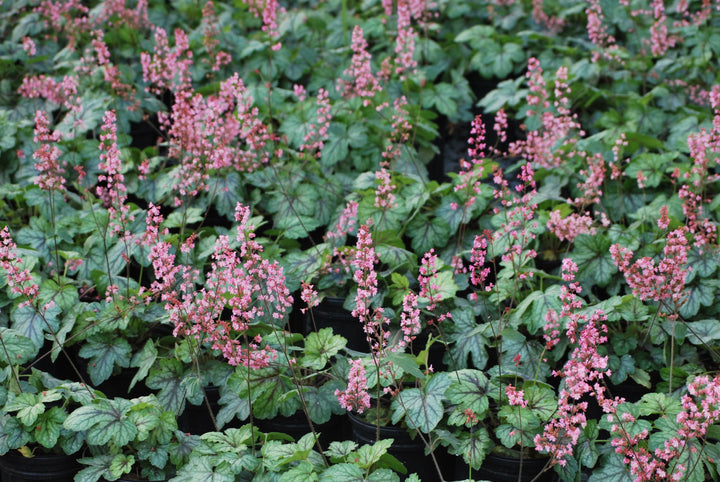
(32, 110, 65, 193)
(336, 358, 371, 413)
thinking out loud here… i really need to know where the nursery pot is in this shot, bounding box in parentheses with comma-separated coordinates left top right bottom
(177, 384, 239, 434)
(306, 297, 369, 352)
(456, 450, 556, 482)
(348, 412, 450, 481)
(0, 452, 80, 482)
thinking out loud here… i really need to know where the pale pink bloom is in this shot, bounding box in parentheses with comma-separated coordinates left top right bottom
(0, 227, 39, 304)
(22, 37, 36, 56)
(547, 211, 595, 242)
(337, 25, 382, 106)
(506, 385, 528, 408)
(336, 358, 371, 413)
(32, 111, 65, 192)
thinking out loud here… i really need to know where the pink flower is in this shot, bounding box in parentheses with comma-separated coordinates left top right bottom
(300, 88, 332, 157)
(326, 201, 359, 242)
(300, 281, 319, 314)
(547, 211, 595, 242)
(0, 227, 39, 304)
(336, 358, 371, 413)
(32, 111, 65, 192)
(352, 224, 390, 356)
(506, 385, 528, 407)
(97, 110, 132, 238)
(337, 25, 382, 106)
(374, 168, 396, 209)
(141, 27, 193, 94)
(22, 37, 36, 56)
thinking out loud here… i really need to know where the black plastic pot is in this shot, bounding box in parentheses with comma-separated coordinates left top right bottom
(0, 452, 80, 482)
(348, 412, 451, 481)
(305, 297, 369, 352)
(457, 451, 556, 482)
(177, 385, 223, 435)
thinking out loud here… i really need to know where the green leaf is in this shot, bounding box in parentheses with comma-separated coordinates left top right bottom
(685, 319, 720, 346)
(679, 282, 714, 319)
(638, 393, 683, 417)
(455, 428, 491, 470)
(434, 194, 471, 233)
(418, 270, 457, 305)
(686, 246, 718, 282)
(572, 234, 617, 287)
(491, 43, 524, 78)
(347, 123, 368, 149)
(35, 406, 65, 448)
(385, 352, 425, 381)
(423, 83, 458, 118)
(478, 77, 527, 112)
(355, 438, 394, 468)
(368, 468, 401, 481)
(109, 453, 134, 478)
(304, 383, 343, 424)
(75, 455, 114, 482)
(38, 279, 79, 312)
(609, 354, 635, 384)
(588, 452, 634, 482)
(171, 456, 235, 482)
(2, 416, 31, 450)
(279, 460, 319, 482)
(11, 302, 61, 350)
(209, 172, 244, 219)
(624, 153, 674, 189)
(129, 339, 157, 391)
(447, 304, 490, 369)
(446, 369, 490, 426)
(0, 328, 36, 366)
(302, 328, 346, 370)
(146, 358, 187, 415)
(509, 285, 563, 335)
(78, 334, 132, 386)
(216, 390, 250, 429)
(407, 214, 450, 255)
(64, 398, 137, 446)
(320, 463, 364, 481)
(391, 387, 444, 433)
(165, 207, 204, 229)
(5, 392, 44, 426)
(321, 124, 349, 168)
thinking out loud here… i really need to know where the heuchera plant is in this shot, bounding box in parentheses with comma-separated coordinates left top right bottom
(3, 1, 720, 482)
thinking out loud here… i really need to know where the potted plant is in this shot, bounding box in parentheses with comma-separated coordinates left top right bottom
(64, 393, 198, 482)
(0, 370, 93, 481)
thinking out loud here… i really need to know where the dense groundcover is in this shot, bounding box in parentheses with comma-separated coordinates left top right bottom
(2, 1, 720, 481)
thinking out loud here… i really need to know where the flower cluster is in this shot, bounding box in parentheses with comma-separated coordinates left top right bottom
(611, 225, 690, 317)
(509, 61, 583, 169)
(140, 27, 193, 94)
(335, 358, 371, 413)
(300, 88, 332, 158)
(0, 227, 39, 307)
(18, 75, 81, 115)
(352, 223, 390, 356)
(97, 110, 132, 238)
(167, 203, 290, 369)
(159, 74, 273, 205)
(610, 375, 720, 481)
(535, 259, 617, 465)
(32, 111, 65, 193)
(326, 200, 359, 242)
(374, 168, 396, 209)
(337, 25, 382, 106)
